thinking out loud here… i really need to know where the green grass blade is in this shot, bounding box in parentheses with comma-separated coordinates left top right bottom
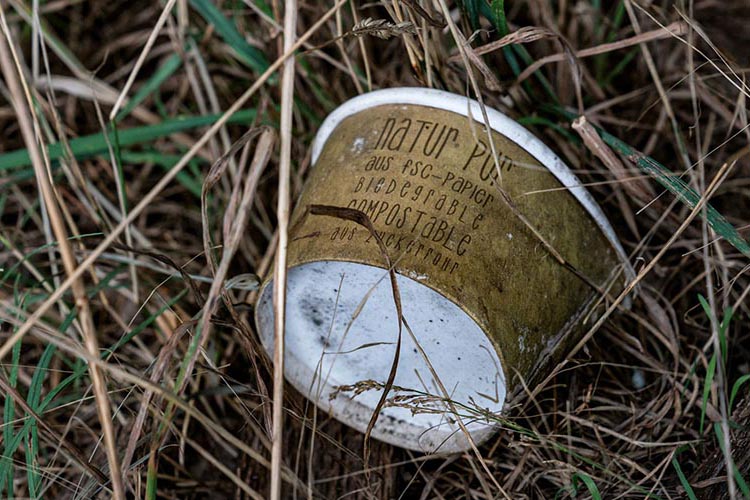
(1, 233, 103, 289)
(714, 423, 750, 498)
(490, 0, 507, 35)
(459, 0, 481, 30)
(700, 295, 734, 362)
(552, 108, 750, 257)
(601, 47, 638, 88)
(697, 293, 713, 320)
(146, 456, 158, 500)
(479, 1, 558, 102)
(718, 307, 733, 362)
(736, 469, 750, 498)
(253, 0, 273, 17)
(189, 0, 269, 74)
(697, 293, 735, 436)
(1, 278, 24, 497)
(107, 290, 187, 355)
(0, 268, 116, 477)
(0, 168, 37, 185)
(517, 116, 581, 144)
(730, 374, 750, 410)
(571, 472, 603, 500)
(701, 352, 717, 435)
(109, 122, 129, 215)
(9, 1, 89, 79)
(480, 0, 520, 75)
(671, 454, 699, 500)
(0, 265, 179, 462)
(297, 56, 336, 113)
(600, 131, 750, 257)
(24, 345, 55, 499)
(0, 109, 257, 171)
(0, 289, 185, 484)
(595, 1, 628, 83)
(115, 53, 183, 122)
(0, 337, 22, 498)
(0, 238, 49, 289)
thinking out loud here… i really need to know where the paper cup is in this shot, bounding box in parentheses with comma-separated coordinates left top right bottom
(255, 88, 633, 453)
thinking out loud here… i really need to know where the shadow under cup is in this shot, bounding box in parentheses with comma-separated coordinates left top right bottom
(255, 88, 633, 454)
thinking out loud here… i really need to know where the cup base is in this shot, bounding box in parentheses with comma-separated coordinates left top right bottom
(255, 260, 506, 453)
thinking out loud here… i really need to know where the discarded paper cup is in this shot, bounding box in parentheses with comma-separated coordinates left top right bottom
(255, 88, 633, 453)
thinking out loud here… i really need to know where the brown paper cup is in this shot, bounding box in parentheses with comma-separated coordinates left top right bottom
(255, 88, 633, 453)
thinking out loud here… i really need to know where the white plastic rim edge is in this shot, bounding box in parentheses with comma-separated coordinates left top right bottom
(311, 87, 635, 280)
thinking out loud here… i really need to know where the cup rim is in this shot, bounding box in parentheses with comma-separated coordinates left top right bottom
(311, 87, 634, 279)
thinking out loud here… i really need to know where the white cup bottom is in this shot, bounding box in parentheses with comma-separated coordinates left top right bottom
(256, 261, 506, 453)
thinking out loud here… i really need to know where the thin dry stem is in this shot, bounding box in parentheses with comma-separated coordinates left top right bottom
(108, 0, 178, 120)
(270, 0, 298, 498)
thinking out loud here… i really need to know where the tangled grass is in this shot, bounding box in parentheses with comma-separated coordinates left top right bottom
(0, 0, 749, 498)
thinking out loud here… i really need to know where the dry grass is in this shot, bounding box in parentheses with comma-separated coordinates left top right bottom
(1, 0, 749, 498)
